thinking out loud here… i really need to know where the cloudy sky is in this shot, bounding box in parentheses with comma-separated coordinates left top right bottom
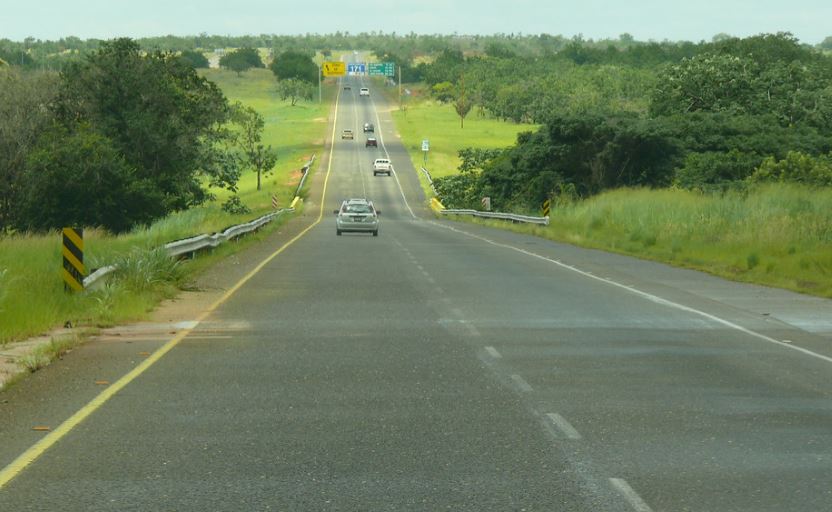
(3, 0, 830, 44)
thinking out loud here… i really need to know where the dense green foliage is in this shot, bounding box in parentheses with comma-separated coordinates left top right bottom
(0, 39, 267, 233)
(425, 33, 832, 209)
(269, 50, 317, 84)
(219, 47, 264, 75)
(179, 50, 209, 69)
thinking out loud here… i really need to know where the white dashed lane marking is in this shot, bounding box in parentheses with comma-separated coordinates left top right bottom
(546, 413, 582, 439)
(510, 374, 533, 392)
(485, 346, 502, 359)
(610, 478, 653, 512)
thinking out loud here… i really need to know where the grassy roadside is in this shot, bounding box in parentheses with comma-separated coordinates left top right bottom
(0, 68, 332, 345)
(389, 92, 832, 298)
(381, 84, 538, 197)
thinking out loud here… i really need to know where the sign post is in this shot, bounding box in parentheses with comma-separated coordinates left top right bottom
(62, 227, 85, 292)
(421, 139, 430, 166)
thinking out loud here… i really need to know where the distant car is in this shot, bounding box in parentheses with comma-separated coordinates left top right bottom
(363, 123, 374, 133)
(334, 198, 380, 236)
(359, 87, 370, 96)
(341, 129, 354, 140)
(344, 85, 351, 90)
(373, 158, 392, 176)
(365, 137, 378, 147)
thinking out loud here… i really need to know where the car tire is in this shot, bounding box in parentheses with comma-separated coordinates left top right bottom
(373, 171, 377, 176)
(336, 229, 342, 236)
(373, 230, 378, 237)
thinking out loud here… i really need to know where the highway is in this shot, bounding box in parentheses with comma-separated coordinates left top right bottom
(1, 72, 832, 511)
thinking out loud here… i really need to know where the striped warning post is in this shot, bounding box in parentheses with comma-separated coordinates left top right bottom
(62, 228, 85, 292)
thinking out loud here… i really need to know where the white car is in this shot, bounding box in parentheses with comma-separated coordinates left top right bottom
(334, 198, 380, 236)
(372, 158, 392, 176)
(359, 87, 370, 96)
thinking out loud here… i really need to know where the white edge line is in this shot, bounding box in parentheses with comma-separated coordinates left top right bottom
(546, 413, 582, 440)
(485, 346, 502, 359)
(510, 374, 533, 392)
(609, 478, 653, 512)
(430, 221, 832, 366)
(369, 90, 416, 219)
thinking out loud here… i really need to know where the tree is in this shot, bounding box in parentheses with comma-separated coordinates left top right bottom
(220, 47, 263, 75)
(19, 124, 158, 233)
(231, 104, 278, 191)
(54, 38, 235, 227)
(454, 95, 472, 128)
(269, 50, 318, 84)
(0, 69, 59, 230)
(275, 77, 314, 106)
(179, 50, 209, 69)
(821, 36, 832, 50)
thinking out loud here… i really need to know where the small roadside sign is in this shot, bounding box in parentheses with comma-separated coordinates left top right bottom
(481, 197, 491, 211)
(421, 139, 430, 152)
(322, 61, 346, 77)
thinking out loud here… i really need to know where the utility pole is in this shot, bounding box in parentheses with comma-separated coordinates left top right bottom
(398, 64, 402, 110)
(318, 63, 322, 104)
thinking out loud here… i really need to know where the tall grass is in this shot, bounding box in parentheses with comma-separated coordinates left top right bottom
(0, 68, 332, 345)
(546, 184, 832, 296)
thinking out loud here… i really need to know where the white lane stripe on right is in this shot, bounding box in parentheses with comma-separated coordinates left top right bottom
(429, 221, 832, 366)
(510, 374, 533, 392)
(609, 478, 653, 512)
(485, 346, 502, 359)
(369, 90, 417, 219)
(546, 413, 581, 439)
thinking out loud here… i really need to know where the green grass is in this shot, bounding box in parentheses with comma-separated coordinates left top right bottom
(459, 185, 832, 297)
(549, 185, 832, 296)
(0, 68, 332, 345)
(386, 83, 538, 195)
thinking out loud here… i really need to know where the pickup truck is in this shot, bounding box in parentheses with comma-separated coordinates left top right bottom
(372, 158, 392, 176)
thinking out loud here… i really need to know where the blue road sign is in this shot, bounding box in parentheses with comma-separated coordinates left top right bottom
(347, 63, 366, 74)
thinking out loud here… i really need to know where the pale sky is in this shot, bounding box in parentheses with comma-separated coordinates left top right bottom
(2, 0, 830, 44)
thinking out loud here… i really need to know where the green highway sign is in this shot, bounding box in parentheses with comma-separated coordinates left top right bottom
(368, 62, 395, 77)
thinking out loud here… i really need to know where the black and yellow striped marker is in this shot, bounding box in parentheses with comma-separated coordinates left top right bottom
(62, 228, 85, 292)
(542, 199, 551, 217)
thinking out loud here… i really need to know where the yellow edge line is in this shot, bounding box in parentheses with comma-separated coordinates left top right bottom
(0, 85, 342, 490)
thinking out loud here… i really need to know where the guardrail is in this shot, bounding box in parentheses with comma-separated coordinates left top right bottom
(294, 155, 316, 198)
(439, 209, 550, 226)
(420, 166, 438, 194)
(84, 208, 295, 289)
(83, 155, 317, 290)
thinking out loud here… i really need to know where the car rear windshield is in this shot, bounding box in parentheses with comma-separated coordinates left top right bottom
(344, 204, 373, 214)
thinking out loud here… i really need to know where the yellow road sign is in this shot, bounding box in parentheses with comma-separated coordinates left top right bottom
(322, 61, 346, 77)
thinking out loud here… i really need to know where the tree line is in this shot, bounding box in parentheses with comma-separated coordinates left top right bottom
(428, 33, 832, 211)
(0, 39, 276, 233)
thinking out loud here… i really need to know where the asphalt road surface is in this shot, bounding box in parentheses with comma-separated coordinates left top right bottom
(1, 71, 831, 511)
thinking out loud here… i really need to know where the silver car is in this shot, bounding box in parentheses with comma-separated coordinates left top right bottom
(334, 198, 380, 236)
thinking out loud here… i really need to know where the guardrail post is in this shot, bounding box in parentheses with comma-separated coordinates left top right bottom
(62, 227, 85, 292)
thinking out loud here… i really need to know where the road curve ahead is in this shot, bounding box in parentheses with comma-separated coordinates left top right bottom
(1, 71, 832, 511)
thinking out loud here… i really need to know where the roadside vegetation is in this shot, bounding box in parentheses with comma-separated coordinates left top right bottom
(0, 42, 330, 345)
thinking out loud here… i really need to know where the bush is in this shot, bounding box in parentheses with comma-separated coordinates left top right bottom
(221, 195, 251, 215)
(748, 151, 832, 187)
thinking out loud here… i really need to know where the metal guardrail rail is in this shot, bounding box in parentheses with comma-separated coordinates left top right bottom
(83, 208, 295, 289)
(420, 166, 438, 194)
(439, 209, 550, 225)
(83, 154, 317, 290)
